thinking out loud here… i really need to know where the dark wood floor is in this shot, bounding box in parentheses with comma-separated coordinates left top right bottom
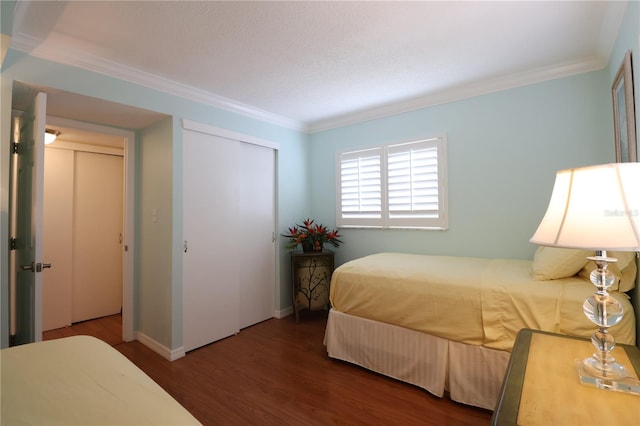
(44, 312, 492, 425)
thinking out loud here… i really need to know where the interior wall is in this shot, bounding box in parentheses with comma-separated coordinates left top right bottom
(0, 52, 309, 352)
(309, 70, 611, 266)
(137, 117, 174, 350)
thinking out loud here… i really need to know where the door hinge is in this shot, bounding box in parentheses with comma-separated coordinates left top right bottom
(12, 142, 18, 154)
(9, 237, 16, 250)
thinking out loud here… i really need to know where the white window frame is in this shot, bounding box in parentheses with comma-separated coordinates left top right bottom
(336, 135, 448, 230)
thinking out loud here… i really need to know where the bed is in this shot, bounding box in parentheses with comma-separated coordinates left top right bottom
(324, 249, 638, 410)
(1, 335, 201, 425)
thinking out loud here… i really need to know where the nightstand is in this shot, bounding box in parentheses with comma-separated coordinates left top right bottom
(492, 329, 640, 425)
(290, 251, 334, 322)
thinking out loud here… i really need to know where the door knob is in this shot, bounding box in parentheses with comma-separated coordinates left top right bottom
(22, 262, 35, 271)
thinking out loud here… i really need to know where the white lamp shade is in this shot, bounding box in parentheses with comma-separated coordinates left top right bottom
(530, 163, 640, 250)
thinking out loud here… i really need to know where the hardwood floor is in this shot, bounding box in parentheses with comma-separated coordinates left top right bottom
(43, 313, 123, 346)
(44, 312, 492, 425)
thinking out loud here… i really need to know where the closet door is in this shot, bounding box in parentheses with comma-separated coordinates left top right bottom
(238, 142, 275, 329)
(183, 127, 276, 352)
(183, 131, 241, 352)
(42, 148, 74, 331)
(72, 151, 123, 322)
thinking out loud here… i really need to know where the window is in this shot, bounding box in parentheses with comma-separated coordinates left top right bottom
(337, 136, 448, 229)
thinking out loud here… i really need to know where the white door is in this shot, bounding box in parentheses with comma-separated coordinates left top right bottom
(11, 92, 47, 345)
(72, 151, 123, 322)
(42, 149, 124, 328)
(42, 148, 74, 330)
(182, 127, 276, 352)
(183, 131, 241, 352)
(238, 142, 275, 329)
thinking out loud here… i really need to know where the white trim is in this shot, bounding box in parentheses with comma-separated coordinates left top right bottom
(310, 58, 605, 132)
(46, 141, 124, 156)
(46, 116, 135, 343)
(8, 33, 609, 135)
(136, 331, 186, 361)
(274, 306, 293, 319)
(10, 32, 306, 133)
(182, 119, 279, 150)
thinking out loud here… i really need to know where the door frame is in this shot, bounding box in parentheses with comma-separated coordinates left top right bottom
(46, 116, 135, 341)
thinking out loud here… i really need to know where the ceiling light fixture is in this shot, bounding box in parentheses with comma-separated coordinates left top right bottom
(44, 129, 60, 145)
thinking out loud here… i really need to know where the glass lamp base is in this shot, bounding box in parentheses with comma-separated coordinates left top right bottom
(575, 358, 640, 394)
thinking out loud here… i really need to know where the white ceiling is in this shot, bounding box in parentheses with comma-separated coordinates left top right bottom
(8, 1, 628, 132)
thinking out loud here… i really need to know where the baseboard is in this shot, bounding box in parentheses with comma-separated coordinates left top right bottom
(274, 306, 293, 319)
(135, 331, 185, 361)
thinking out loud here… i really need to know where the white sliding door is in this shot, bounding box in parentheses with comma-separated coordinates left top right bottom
(43, 148, 123, 328)
(72, 151, 123, 322)
(238, 142, 275, 329)
(183, 131, 241, 352)
(42, 148, 74, 330)
(182, 123, 276, 352)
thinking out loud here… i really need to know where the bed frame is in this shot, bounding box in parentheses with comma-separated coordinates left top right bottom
(324, 257, 640, 411)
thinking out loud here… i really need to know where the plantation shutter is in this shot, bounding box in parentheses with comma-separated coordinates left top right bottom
(337, 136, 447, 229)
(387, 140, 441, 227)
(338, 147, 383, 227)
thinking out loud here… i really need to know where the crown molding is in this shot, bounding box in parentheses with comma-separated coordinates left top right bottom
(10, 32, 308, 133)
(308, 57, 607, 133)
(10, 20, 615, 136)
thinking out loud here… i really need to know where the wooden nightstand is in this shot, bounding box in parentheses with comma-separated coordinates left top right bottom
(290, 251, 334, 322)
(492, 329, 640, 425)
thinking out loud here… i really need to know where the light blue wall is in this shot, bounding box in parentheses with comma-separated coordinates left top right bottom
(0, 50, 310, 349)
(136, 118, 174, 348)
(310, 71, 613, 266)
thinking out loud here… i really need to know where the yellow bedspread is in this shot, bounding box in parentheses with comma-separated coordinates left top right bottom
(1, 336, 201, 425)
(330, 253, 636, 351)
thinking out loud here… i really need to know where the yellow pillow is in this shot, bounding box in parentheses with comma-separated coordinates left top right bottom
(531, 246, 591, 280)
(578, 251, 638, 292)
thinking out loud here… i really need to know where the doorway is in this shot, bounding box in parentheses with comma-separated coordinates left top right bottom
(42, 130, 125, 334)
(8, 82, 168, 346)
(39, 116, 136, 342)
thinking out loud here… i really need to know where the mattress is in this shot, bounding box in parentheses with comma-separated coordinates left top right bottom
(330, 252, 636, 351)
(1, 336, 201, 425)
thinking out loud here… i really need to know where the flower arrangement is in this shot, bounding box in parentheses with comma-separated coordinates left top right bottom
(282, 218, 342, 252)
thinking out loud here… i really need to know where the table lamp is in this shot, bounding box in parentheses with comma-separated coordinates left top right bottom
(530, 162, 640, 393)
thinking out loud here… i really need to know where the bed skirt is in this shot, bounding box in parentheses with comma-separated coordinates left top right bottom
(324, 309, 510, 410)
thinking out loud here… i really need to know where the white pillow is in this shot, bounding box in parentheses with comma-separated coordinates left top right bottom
(531, 246, 591, 280)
